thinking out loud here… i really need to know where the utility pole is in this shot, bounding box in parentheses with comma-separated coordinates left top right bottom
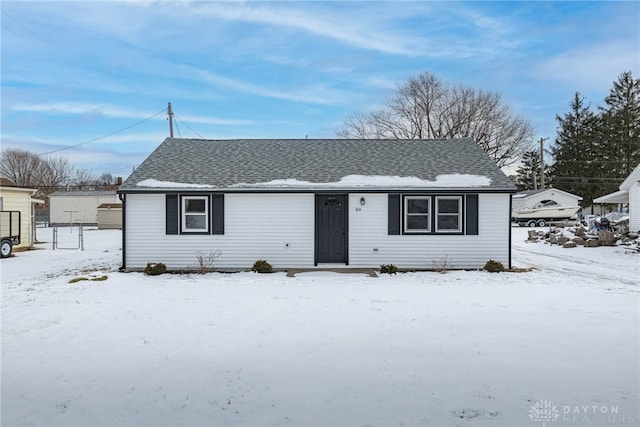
(539, 137, 548, 189)
(167, 102, 174, 138)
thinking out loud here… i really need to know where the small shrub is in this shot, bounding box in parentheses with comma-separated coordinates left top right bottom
(432, 255, 449, 274)
(145, 262, 167, 276)
(252, 259, 273, 273)
(380, 264, 398, 274)
(195, 249, 221, 274)
(484, 259, 505, 273)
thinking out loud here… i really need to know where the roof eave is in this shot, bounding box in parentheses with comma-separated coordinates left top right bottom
(119, 186, 515, 194)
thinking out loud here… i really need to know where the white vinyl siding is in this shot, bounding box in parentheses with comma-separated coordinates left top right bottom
(125, 191, 511, 271)
(349, 193, 510, 269)
(629, 181, 640, 232)
(125, 193, 315, 270)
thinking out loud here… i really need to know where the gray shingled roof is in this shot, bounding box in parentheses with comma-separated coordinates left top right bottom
(120, 138, 516, 192)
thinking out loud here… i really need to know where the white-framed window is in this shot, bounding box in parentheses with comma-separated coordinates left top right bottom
(182, 196, 208, 232)
(404, 196, 430, 232)
(435, 196, 462, 232)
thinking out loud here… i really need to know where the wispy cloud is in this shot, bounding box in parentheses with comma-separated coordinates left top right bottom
(183, 66, 350, 105)
(11, 102, 253, 126)
(533, 42, 639, 92)
(185, 2, 420, 56)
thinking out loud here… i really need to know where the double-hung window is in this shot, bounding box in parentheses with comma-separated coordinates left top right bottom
(404, 196, 430, 232)
(435, 196, 462, 232)
(182, 196, 208, 233)
(391, 194, 475, 236)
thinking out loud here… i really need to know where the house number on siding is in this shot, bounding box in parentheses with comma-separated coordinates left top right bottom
(355, 207, 362, 212)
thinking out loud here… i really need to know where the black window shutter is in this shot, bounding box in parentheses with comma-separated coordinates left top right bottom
(388, 194, 401, 235)
(166, 194, 179, 235)
(466, 194, 479, 235)
(212, 194, 224, 235)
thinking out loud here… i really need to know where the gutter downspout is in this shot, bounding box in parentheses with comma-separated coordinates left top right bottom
(508, 193, 513, 269)
(118, 192, 126, 271)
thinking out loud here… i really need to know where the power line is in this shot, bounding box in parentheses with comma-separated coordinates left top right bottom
(552, 176, 626, 182)
(2, 10, 47, 43)
(38, 108, 166, 156)
(174, 114, 204, 139)
(550, 160, 634, 164)
(174, 117, 182, 137)
(1, 23, 27, 42)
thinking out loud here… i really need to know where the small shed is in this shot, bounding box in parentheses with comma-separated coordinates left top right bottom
(49, 191, 120, 226)
(512, 188, 582, 211)
(0, 184, 40, 250)
(97, 203, 122, 229)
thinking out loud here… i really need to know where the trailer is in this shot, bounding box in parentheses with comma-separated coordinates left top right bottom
(0, 211, 21, 258)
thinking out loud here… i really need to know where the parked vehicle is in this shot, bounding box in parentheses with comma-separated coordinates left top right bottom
(0, 211, 21, 258)
(512, 199, 582, 227)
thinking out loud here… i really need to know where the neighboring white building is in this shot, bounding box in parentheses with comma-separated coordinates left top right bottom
(49, 191, 120, 225)
(118, 138, 517, 271)
(512, 188, 583, 212)
(594, 163, 640, 232)
(0, 184, 40, 251)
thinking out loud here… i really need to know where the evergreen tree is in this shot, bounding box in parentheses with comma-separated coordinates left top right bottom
(550, 93, 602, 206)
(515, 150, 544, 191)
(599, 71, 640, 178)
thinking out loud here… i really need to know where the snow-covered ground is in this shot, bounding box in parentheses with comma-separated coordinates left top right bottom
(1, 227, 638, 427)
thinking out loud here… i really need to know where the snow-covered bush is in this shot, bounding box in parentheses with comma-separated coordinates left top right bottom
(144, 262, 167, 276)
(252, 259, 273, 273)
(484, 260, 505, 273)
(380, 264, 398, 274)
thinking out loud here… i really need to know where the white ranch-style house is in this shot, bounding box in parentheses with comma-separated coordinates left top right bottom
(118, 138, 517, 271)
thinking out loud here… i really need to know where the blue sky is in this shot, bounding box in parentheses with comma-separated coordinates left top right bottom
(1, 1, 639, 178)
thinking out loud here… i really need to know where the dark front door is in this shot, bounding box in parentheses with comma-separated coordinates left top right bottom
(316, 194, 347, 264)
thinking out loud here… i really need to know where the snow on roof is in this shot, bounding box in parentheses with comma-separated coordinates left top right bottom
(593, 189, 629, 204)
(251, 174, 492, 188)
(136, 179, 214, 188)
(137, 174, 492, 189)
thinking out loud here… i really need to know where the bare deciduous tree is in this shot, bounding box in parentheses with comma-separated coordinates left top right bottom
(0, 148, 70, 198)
(337, 72, 535, 167)
(98, 172, 115, 187)
(71, 167, 97, 190)
(0, 148, 41, 187)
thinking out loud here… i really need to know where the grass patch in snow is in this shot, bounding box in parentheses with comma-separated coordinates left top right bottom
(69, 273, 109, 283)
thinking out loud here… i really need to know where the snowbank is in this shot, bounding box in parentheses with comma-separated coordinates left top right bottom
(1, 227, 638, 426)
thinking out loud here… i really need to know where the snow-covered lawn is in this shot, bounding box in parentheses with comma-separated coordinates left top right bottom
(1, 227, 638, 427)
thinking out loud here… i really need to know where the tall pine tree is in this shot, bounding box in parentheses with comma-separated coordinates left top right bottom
(599, 71, 640, 179)
(551, 93, 602, 206)
(515, 150, 549, 191)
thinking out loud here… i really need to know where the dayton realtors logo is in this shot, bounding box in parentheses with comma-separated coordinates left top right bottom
(529, 400, 560, 426)
(529, 400, 635, 425)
